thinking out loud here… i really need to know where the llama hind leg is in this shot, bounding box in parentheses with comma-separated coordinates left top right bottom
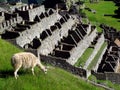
(14, 66, 21, 79)
(14, 69, 19, 79)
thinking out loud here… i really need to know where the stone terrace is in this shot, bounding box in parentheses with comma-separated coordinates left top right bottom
(50, 24, 97, 65)
(0, 12, 22, 34)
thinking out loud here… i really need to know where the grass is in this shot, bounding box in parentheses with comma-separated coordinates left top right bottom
(0, 39, 22, 71)
(89, 75, 120, 90)
(0, 38, 104, 90)
(84, 1, 120, 30)
(87, 42, 107, 70)
(74, 47, 93, 67)
(97, 80, 120, 90)
(0, 67, 104, 90)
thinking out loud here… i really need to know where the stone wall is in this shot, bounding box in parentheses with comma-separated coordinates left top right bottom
(67, 25, 97, 65)
(92, 71, 120, 84)
(28, 5, 45, 21)
(83, 34, 105, 69)
(16, 5, 45, 21)
(40, 55, 87, 78)
(16, 22, 41, 47)
(16, 9, 61, 48)
(0, 15, 22, 33)
(93, 44, 107, 71)
(38, 16, 75, 55)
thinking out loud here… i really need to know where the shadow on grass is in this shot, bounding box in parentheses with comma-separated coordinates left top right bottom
(0, 70, 13, 78)
(104, 14, 120, 19)
(118, 20, 120, 22)
(0, 70, 27, 78)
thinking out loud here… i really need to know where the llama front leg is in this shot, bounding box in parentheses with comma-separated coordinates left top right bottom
(31, 67, 35, 75)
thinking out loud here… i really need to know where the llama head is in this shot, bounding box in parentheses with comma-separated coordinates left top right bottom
(43, 66, 47, 74)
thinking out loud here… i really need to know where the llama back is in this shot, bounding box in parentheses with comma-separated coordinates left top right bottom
(11, 52, 38, 69)
(21, 52, 38, 69)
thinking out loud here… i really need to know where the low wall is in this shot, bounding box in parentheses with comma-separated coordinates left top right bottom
(40, 55, 87, 78)
(92, 70, 120, 84)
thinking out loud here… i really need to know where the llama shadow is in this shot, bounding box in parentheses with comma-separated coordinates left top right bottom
(0, 70, 13, 78)
(118, 20, 120, 22)
(104, 14, 120, 19)
(0, 70, 26, 78)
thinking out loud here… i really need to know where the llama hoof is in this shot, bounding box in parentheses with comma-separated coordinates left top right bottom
(15, 74, 19, 79)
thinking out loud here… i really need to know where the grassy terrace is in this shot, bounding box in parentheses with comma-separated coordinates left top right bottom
(0, 39, 104, 90)
(74, 47, 93, 67)
(84, 1, 120, 31)
(87, 42, 107, 70)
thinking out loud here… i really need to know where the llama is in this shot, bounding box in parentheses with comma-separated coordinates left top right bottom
(11, 52, 47, 79)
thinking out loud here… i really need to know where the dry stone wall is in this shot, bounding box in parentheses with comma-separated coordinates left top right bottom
(38, 16, 75, 55)
(0, 15, 22, 33)
(92, 71, 120, 84)
(40, 55, 87, 78)
(67, 25, 97, 65)
(16, 4, 45, 21)
(83, 34, 105, 69)
(16, 8, 62, 48)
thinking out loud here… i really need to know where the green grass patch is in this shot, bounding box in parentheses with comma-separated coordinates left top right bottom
(0, 67, 105, 90)
(0, 39, 22, 71)
(87, 42, 107, 70)
(0, 38, 104, 90)
(74, 48, 93, 67)
(84, 1, 120, 30)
